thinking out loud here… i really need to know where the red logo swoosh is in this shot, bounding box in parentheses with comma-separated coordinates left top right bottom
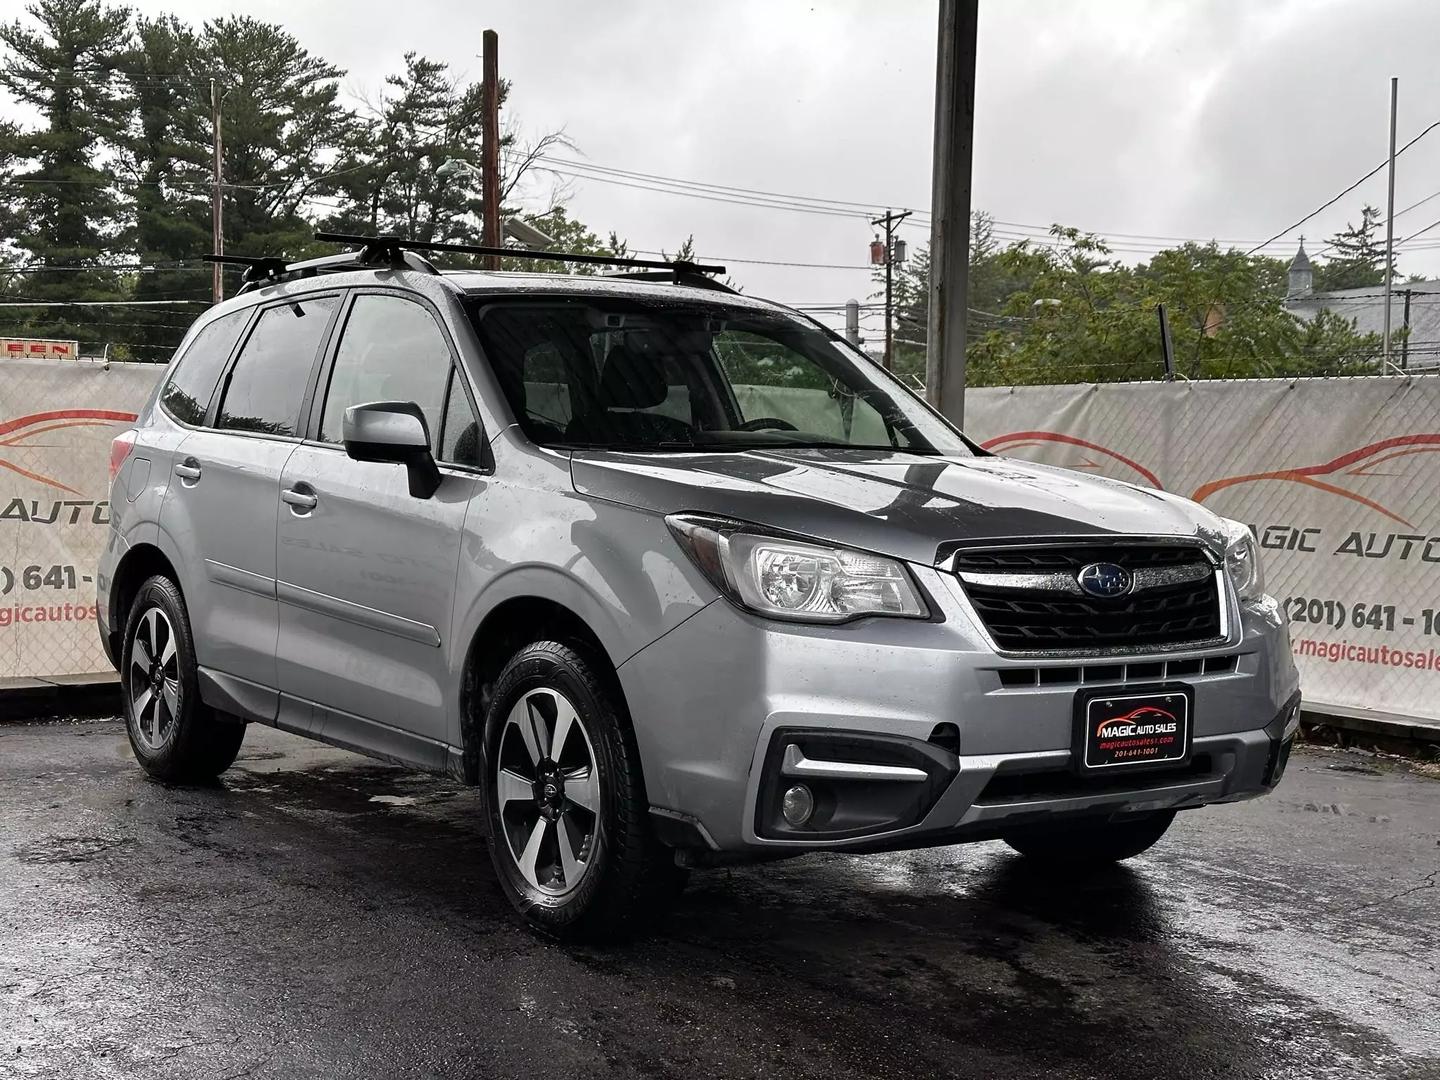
(1191, 433, 1440, 527)
(0, 409, 138, 494)
(982, 430, 1163, 490)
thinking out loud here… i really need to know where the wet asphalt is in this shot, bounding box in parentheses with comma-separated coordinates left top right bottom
(0, 718, 1436, 1080)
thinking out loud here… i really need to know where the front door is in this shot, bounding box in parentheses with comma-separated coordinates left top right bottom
(275, 291, 484, 762)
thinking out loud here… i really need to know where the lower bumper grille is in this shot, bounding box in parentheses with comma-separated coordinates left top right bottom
(953, 542, 1224, 654)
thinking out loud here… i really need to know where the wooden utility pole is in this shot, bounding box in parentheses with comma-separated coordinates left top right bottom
(210, 78, 224, 303)
(872, 209, 911, 370)
(481, 30, 502, 271)
(1401, 287, 1413, 369)
(925, 0, 979, 424)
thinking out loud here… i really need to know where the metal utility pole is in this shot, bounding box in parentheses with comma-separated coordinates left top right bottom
(1383, 76, 1398, 365)
(925, 0, 978, 425)
(872, 209, 912, 369)
(481, 30, 502, 271)
(210, 78, 224, 304)
(1157, 303, 1176, 380)
(844, 299, 861, 346)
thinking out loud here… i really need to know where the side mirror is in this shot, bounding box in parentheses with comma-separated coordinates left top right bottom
(342, 401, 442, 499)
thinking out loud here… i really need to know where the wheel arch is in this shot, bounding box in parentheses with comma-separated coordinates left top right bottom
(107, 542, 181, 658)
(458, 594, 628, 787)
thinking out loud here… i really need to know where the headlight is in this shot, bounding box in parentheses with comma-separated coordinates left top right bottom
(1219, 518, 1265, 602)
(666, 514, 928, 623)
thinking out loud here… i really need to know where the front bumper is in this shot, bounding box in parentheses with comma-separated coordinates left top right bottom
(619, 563, 1301, 855)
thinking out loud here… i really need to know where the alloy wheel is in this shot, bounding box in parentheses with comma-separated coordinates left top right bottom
(129, 606, 181, 752)
(495, 686, 602, 897)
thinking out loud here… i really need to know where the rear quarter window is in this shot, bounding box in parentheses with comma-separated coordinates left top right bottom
(159, 310, 251, 426)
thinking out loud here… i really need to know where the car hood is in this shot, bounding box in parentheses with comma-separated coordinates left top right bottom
(570, 448, 1229, 566)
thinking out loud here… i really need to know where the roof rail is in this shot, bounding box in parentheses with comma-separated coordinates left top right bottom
(314, 231, 727, 279)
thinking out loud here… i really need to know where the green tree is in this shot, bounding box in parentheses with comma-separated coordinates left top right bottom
(203, 16, 353, 260)
(0, 0, 134, 342)
(120, 14, 214, 355)
(322, 53, 489, 246)
(873, 213, 1032, 382)
(965, 229, 1383, 385)
(1313, 205, 1390, 291)
(498, 205, 628, 272)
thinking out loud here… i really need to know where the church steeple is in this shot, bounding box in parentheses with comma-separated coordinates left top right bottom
(1287, 238, 1314, 298)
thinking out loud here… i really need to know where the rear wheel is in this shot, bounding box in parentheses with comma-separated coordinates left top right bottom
(482, 640, 686, 940)
(1002, 810, 1176, 865)
(122, 575, 245, 783)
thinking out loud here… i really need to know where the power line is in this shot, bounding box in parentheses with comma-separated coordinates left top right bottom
(0, 299, 206, 308)
(508, 150, 911, 216)
(1247, 120, 1440, 255)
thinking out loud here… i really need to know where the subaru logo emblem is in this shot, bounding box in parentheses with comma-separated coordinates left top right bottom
(1077, 562, 1133, 598)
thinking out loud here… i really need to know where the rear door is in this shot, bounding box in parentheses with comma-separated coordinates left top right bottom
(275, 290, 482, 761)
(160, 293, 340, 713)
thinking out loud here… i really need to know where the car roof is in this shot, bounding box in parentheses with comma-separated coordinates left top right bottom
(445, 269, 794, 315)
(195, 263, 807, 332)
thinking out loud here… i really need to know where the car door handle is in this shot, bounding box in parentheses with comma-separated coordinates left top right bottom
(281, 487, 318, 511)
(174, 460, 201, 480)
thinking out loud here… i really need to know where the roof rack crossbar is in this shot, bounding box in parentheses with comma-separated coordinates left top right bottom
(202, 253, 288, 286)
(314, 231, 726, 276)
(602, 268, 740, 295)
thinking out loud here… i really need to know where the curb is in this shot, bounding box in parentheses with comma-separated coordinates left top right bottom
(1301, 705, 1440, 751)
(0, 672, 120, 720)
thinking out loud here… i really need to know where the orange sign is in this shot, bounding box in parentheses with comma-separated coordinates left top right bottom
(1, 338, 80, 359)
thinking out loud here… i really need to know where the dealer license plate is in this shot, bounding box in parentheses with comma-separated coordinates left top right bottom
(1075, 686, 1192, 771)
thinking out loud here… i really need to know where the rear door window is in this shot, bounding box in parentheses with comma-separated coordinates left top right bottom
(216, 296, 338, 437)
(159, 309, 250, 426)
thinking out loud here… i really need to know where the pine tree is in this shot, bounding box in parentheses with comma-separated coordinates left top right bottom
(0, 0, 134, 344)
(121, 15, 213, 355)
(1314, 205, 1391, 291)
(201, 16, 352, 260)
(322, 53, 493, 248)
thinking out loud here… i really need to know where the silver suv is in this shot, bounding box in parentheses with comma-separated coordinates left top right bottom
(99, 236, 1300, 939)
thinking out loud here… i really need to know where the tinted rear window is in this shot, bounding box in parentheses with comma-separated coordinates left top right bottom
(217, 296, 337, 437)
(160, 310, 250, 426)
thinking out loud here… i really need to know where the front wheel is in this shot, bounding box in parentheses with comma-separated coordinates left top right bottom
(1002, 810, 1176, 866)
(121, 575, 245, 783)
(482, 640, 686, 940)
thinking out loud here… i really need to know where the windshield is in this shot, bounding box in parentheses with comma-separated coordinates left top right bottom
(470, 297, 971, 455)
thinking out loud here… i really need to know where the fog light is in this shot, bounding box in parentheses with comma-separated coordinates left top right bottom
(781, 784, 814, 826)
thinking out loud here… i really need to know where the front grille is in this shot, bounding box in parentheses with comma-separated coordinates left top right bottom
(953, 542, 1223, 655)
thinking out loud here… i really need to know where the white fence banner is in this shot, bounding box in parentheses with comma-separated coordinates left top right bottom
(7, 357, 1440, 725)
(967, 376, 1440, 722)
(1, 359, 163, 680)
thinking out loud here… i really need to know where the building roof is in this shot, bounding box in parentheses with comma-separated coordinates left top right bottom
(1288, 241, 1313, 273)
(1287, 280, 1440, 369)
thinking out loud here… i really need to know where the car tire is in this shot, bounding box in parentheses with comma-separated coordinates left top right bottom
(1002, 810, 1176, 865)
(121, 574, 245, 783)
(482, 640, 687, 941)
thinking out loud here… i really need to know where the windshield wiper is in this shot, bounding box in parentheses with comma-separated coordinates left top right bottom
(560, 440, 712, 453)
(746, 441, 944, 455)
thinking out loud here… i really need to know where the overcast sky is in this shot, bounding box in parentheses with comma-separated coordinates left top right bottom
(12, 0, 1440, 337)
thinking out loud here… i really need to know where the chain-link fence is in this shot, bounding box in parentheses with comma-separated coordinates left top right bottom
(967, 374, 1440, 721)
(0, 358, 162, 680)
